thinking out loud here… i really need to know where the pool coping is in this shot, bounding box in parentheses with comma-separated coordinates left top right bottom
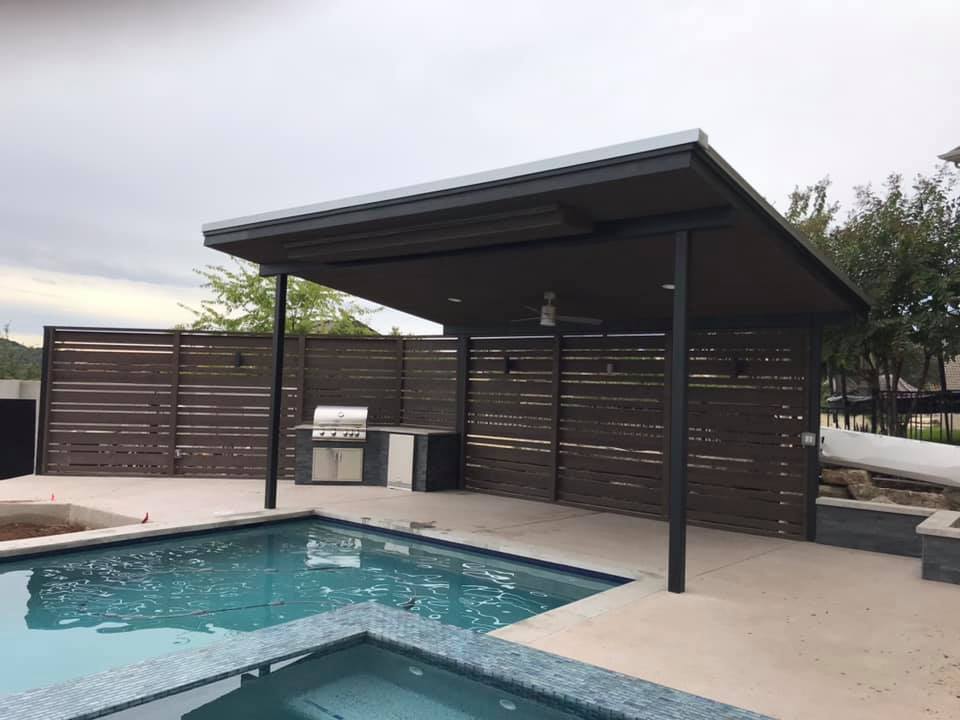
(0, 508, 317, 561)
(0, 506, 642, 583)
(0, 602, 770, 720)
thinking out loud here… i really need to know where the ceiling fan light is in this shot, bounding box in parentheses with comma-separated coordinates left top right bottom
(540, 303, 557, 327)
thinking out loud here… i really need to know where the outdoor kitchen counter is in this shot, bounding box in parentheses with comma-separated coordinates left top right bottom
(366, 425, 456, 435)
(294, 424, 460, 490)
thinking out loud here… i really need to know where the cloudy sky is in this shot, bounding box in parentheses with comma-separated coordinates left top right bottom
(1, 0, 957, 346)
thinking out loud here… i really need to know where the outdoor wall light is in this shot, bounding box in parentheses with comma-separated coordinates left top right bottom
(447, 297, 462, 303)
(661, 283, 675, 290)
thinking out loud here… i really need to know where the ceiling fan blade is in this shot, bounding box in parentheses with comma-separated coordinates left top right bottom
(509, 316, 540, 323)
(556, 314, 603, 326)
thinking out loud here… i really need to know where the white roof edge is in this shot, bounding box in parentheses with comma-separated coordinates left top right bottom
(939, 145, 960, 163)
(202, 128, 708, 233)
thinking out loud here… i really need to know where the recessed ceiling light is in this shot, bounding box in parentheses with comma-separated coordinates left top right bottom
(661, 283, 675, 290)
(447, 297, 462, 303)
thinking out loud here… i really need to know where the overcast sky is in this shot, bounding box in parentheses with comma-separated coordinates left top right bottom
(1, 0, 957, 346)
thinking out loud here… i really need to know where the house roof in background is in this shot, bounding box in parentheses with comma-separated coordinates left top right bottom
(939, 145, 960, 165)
(944, 359, 960, 391)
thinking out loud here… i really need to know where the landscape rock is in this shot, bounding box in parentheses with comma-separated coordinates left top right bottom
(847, 479, 947, 508)
(880, 487, 948, 509)
(822, 468, 872, 487)
(943, 488, 960, 511)
(818, 484, 851, 499)
(848, 479, 883, 501)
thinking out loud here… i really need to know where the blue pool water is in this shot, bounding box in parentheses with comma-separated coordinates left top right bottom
(0, 519, 617, 695)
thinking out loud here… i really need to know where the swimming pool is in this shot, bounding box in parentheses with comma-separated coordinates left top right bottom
(132, 643, 579, 719)
(0, 518, 619, 695)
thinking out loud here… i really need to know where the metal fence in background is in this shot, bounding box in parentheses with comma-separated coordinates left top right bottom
(825, 390, 960, 445)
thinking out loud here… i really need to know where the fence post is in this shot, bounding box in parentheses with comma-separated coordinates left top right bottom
(939, 354, 951, 443)
(456, 336, 469, 489)
(297, 334, 307, 423)
(549, 334, 561, 501)
(804, 319, 823, 542)
(396, 337, 405, 424)
(35, 326, 54, 475)
(167, 330, 181, 475)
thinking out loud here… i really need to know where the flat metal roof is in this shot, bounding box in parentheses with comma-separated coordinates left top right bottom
(202, 129, 708, 233)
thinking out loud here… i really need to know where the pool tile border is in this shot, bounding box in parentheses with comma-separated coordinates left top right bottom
(0, 603, 770, 720)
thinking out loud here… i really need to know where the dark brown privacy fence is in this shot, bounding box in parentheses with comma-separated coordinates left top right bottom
(464, 328, 810, 538)
(39, 327, 810, 538)
(39, 330, 457, 479)
(686, 329, 807, 536)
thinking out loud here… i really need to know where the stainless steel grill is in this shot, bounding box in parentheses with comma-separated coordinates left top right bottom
(312, 405, 368, 442)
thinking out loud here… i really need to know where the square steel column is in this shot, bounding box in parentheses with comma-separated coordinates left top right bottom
(265, 273, 288, 510)
(668, 230, 690, 594)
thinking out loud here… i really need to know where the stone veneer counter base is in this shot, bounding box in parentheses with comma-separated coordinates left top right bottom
(0, 603, 770, 720)
(815, 496, 933, 557)
(918, 510, 960, 585)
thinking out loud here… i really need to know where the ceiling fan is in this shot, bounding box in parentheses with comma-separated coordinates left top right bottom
(510, 291, 602, 328)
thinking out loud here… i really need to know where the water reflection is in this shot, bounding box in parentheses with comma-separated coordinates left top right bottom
(19, 520, 606, 636)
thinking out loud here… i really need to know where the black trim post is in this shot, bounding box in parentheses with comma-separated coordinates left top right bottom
(35, 326, 53, 475)
(455, 336, 469, 489)
(805, 318, 823, 541)
(668, 230, 690, 594)
(265, 274, 288, 510)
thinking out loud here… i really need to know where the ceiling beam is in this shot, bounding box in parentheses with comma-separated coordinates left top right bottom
(258, 205, 735, 276)
(442, 311, 855, 336)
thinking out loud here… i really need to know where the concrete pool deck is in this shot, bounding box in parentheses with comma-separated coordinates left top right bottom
(1, 474, 959, 719)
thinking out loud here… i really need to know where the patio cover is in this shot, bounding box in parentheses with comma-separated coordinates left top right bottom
(201, 129, 869, 593)
(203, 129, 868, 332)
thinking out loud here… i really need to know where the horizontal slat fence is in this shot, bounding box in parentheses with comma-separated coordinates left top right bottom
(462, 329, 809, 538)
(464, 337, 555, 499)
(40, 326, 810, 538)
(686, 329, 808, 537)
(42, 329, 457, 479)
(558, 334, 668, 517)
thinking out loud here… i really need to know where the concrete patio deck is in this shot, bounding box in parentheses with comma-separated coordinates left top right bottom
(1, 474, 958, 719)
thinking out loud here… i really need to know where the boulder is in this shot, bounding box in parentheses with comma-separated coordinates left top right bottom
(847, 478, 946, 508)
(880, 487, 947, 509)
(822, 468, 872, 487)
(848, 479, 883, 501)
(944, 488, 960, 511)
(818, 484, 850, 499)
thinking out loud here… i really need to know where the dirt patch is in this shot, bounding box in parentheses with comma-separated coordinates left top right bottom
(0, 522, 87, 541)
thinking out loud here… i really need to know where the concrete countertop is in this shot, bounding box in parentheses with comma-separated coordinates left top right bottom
(367, 425, 457, 436)
(293, 423, 457, 436)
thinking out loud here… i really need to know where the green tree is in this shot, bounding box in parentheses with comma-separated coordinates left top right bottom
(180, 259, 378, 335)
(787, 167, 960, 433)
(0, 325, 42, 380)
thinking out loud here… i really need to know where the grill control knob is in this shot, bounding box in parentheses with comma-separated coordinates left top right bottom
(317, 430, 326, 437)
